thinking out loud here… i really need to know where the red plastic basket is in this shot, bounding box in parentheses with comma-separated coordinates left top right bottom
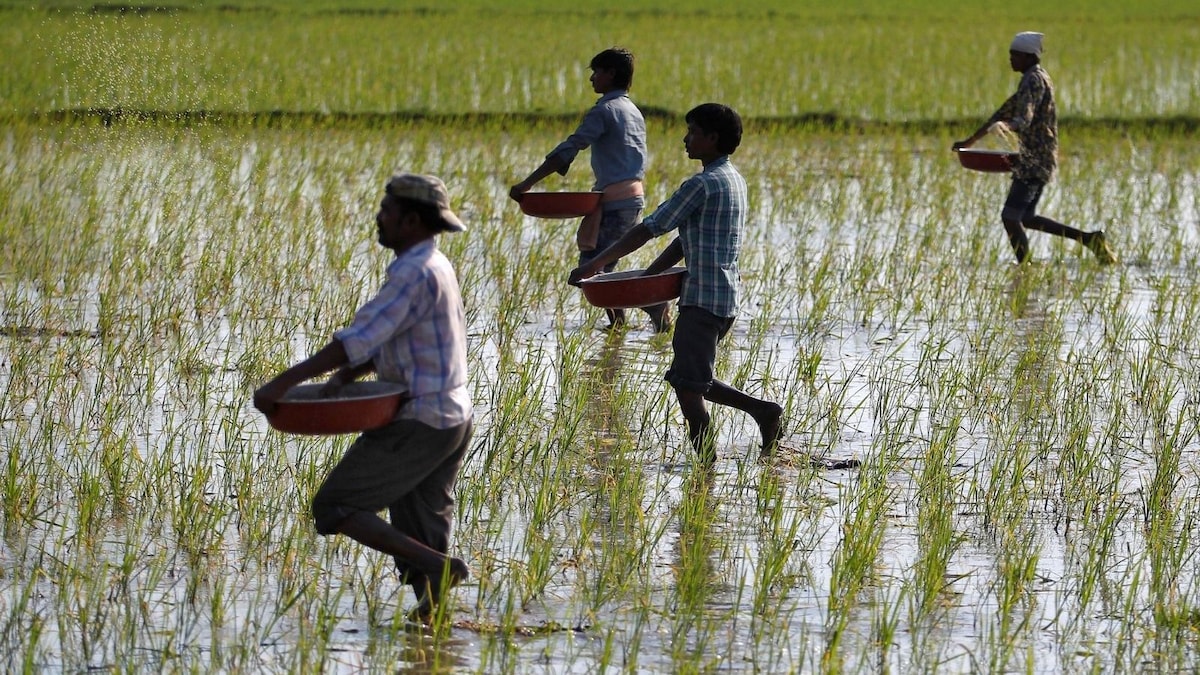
(267, 381, 406, 435)
(954, 148, 1016, 173)
(579, 267, 686, 309)
(518, 191, 603, 218)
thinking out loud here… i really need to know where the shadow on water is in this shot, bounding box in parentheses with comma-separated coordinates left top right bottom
(1006, 267, 1063, 432)
(579, 330, 630, 455)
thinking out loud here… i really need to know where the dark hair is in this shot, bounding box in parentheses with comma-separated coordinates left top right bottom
(685, 103, 743, 155)
(590, 47, 635, 90)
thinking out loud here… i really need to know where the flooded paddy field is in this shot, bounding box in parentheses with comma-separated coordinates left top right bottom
(3, 120, 1200, 672)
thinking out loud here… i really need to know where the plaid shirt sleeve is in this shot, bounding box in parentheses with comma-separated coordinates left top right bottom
(336, 261, 427, 369)
(333, 241, 472, 428)
(642, 160, 744, 317)
(642, 175, 706, 236)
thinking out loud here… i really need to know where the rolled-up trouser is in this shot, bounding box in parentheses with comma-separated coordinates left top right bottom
(664, 306, 734, 394)
(311, 417, 473, 579)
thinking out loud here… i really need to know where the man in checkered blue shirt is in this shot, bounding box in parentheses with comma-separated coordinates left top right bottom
(569, 103, 783, 464)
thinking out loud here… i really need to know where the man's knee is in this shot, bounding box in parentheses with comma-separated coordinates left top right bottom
(1001, 204, 1026, 223)
(672, 387, 708, 419)
(312, 499, 356, 536)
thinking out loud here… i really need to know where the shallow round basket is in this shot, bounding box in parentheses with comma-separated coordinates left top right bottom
(267, 381, 406, 435)
(579, 267, 686, 309)
(955, 148, 1016, 173)
(518, 191, 603, 218)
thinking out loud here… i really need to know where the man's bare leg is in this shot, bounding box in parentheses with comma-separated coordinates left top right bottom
(334, 511, 467, 619)
(704, 380, 783, 452)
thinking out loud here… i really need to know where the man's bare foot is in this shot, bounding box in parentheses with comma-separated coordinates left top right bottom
(810, 456, 861, 470)
(755, 403, 784, 454)
(408, 557, 469, 624)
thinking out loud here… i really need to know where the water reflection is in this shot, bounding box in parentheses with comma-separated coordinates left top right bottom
(666, 470, 723, 668)
(313, 619, 474, 673)
(1006, 268, 1062, 432)
(579, 331, 628, 455)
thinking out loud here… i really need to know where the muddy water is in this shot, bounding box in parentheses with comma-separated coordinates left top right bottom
(3, 127, 1200, 671)
(434, 278, 1154, 672)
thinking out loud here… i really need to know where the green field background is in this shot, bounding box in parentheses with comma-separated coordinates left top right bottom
(2, 0, 1198, 125)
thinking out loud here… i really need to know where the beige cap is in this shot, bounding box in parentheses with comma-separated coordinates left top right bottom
(385, 173, 466, 232)
(1010, 31, 1044, 56)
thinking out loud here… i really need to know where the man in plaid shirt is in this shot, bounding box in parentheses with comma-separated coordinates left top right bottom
(569, 103, 783, 464)
(254, 173, 472, 623)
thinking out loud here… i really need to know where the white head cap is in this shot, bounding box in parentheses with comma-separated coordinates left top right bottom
(1010, 31, 1044, 56)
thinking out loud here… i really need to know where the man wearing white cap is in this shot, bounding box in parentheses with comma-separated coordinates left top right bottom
(954, 31, 1117, 264)
(254, 173, 473, 623)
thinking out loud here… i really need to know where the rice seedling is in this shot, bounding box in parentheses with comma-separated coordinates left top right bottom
(4, 0, 1200, 671)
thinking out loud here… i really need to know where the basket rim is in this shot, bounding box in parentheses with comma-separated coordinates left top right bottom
(279, 381, 406, 404)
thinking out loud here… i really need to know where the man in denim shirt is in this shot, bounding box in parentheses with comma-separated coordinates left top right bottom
(511, 47, 670, 332)
(954, 31, 1117, 264)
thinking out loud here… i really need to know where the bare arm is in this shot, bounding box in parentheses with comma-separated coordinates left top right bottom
(509, 155, 569, 201)
(253, 339, 351, 415)
(955, 90, 1022, 150)
(644, 237, 683, 275)
(568, 223, 655, 285)
(319, 359, 376, 396)
(953, 126, 990, 150)
(954, 117, 1007, 149)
